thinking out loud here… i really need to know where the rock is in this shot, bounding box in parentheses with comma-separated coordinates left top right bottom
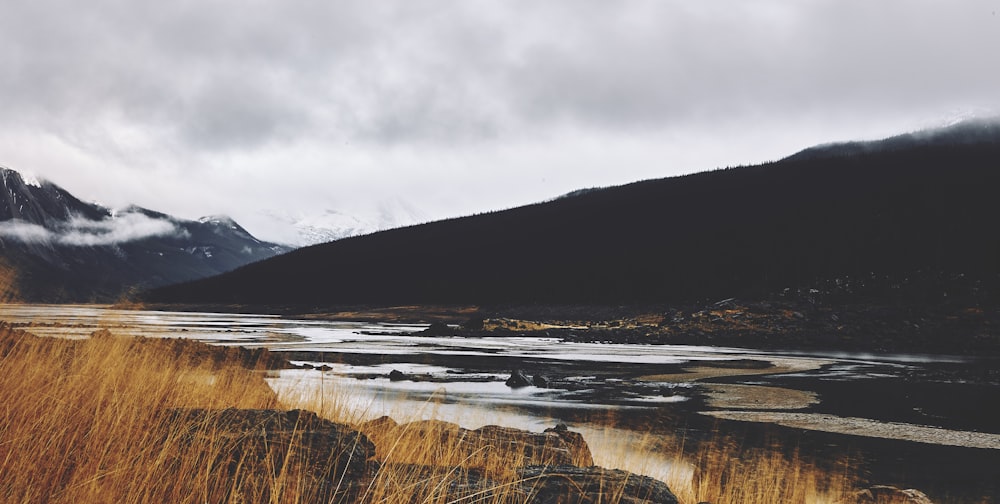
(379, 464, 678, 504)
(388, 369, 407, 381)
(532, 374, 550, 387)
(476, 424, 594, 467)
(520, 465, 680, 504)
(360, 415, 399, 432)
(421, 322, 452, 335)
(378, 420, 593, 467)
(845, 485, 934, 504)
(505, 369, 532, 388)
(374, 463, 513, 502)
(166, 408, 376, 500)
(462, 315, 486, 331)
(543, 424, 593, 466)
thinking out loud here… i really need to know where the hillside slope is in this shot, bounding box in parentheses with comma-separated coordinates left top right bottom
(144, 120, 1000, 308)
(0, 169, 290, 302)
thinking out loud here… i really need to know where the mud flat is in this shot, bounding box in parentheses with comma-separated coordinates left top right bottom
(637, 356, 830, 382)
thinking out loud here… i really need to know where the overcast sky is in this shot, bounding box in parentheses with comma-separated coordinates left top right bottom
(2, 0, 998, 244)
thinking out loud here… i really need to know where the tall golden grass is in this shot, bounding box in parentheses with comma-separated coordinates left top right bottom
(0, 325, 280, 503)
(0, 325, 937, 503)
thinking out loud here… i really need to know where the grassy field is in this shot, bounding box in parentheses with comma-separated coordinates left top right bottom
(0, 324, 933, 503)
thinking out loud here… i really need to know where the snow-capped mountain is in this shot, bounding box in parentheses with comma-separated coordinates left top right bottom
(258, 199, 429, 247)
(0, 167, 290, 302)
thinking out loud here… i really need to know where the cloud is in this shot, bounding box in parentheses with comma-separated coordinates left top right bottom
(2, 0, 995, 153)
(0, 212, 188, 247)
(2, 1, 999, 244)
(0, 221, 53, 244)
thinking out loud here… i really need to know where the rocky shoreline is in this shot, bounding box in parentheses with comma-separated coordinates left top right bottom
(144, 297, 1000, 357)
(166, 407, 946, 504)
(5, 317, 996, 502)
(447, 299, 1000, 357)
(169, 408, 681, 503)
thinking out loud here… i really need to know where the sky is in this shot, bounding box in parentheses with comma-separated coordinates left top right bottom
(2, 0, 999, 245)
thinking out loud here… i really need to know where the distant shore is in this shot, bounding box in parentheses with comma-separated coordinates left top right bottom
(141, 297, 1000, 356)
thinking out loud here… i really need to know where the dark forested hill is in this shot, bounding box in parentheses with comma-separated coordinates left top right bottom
(144, 119, 1000, 308)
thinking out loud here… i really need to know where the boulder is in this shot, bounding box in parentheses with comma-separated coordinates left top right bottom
(166, 408, 376, 500)
(421, 322, 452, 335)
(845, 485, 934, 504)
(506, 369, 533, 387)
(476, 424, 594, 467)
(544, 423, 593, 467)
(520, 465, 680, 504)
(388, 369, 408, 381)
(360, 415, 399, 432)
(533, 374, 551, 388)
(372, 463, 511, 502)
(377, 420, 594, 468)
(377, 464, 679, 504)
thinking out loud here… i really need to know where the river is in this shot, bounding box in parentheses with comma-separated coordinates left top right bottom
(3, 304, 999, 498)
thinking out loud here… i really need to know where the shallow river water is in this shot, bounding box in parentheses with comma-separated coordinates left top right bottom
(4, 305, 997, 442)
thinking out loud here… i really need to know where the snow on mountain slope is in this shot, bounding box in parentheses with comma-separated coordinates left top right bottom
(0, 166, 290, 302)
(257, 198, 429, 247)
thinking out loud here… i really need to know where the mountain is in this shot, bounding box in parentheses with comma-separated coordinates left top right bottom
(783, 117, 1000, 162)
(0, 168, 290, 302)
(144, 119, 1000, 308)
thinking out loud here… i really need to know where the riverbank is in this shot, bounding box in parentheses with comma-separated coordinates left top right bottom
(142, 297, 1000, 356)
(5, 303, 1000, 501)
(2, 324, 977, 503)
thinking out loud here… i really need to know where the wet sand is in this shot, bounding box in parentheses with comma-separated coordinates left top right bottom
(637, 356, 829, 382)
(700, 384, 819, 410)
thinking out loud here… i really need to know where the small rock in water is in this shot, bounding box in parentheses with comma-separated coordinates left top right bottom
(532, 374, 550, 387)
(505, 369, 532, 388)
(421, 322, 451, 335)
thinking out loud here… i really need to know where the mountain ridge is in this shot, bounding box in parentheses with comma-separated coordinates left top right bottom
(144, 119, 1000, 309)
(783, 117, 1000, 162)
(0, 167, 290, 302)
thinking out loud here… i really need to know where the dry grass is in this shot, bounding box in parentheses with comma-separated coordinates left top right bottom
(0, 325, 280, 503)
(678, 435, 856, 503)
(0, 324, 940, 503)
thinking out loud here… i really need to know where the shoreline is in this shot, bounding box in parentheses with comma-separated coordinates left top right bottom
(137, 298, 1000, 357)
(3, 313, 999, 501)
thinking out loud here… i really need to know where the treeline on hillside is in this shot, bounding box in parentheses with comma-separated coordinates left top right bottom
(145, 140, 1000, 307)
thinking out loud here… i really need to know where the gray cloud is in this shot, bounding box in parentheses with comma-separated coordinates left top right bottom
(5, 1, 996, 148)
(2, 1, 998, 242)
(0, 212, 188, 247)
